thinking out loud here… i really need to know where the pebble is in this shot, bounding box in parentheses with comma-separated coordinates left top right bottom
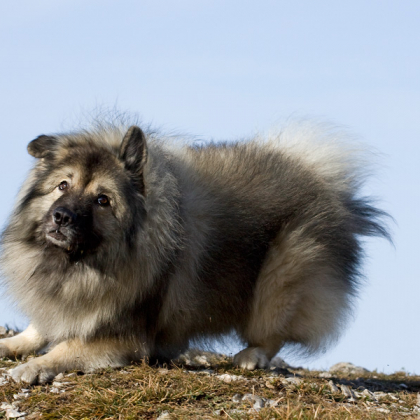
(232, 394, 243, 403)
(232, 393, 278, 410)
(13, 393, 29, 400)
(242, 393, 265, 409)
(318, 371, 332, 378)
(265, 399, 279, 408)
(217, 374, 243, 383)
(54, 373, 64, 381)
(197, 369, 214, 375)
(374, 391, 388, 400)
(329, 362, 369, 376)
(51, 381, 70, 388)
(157, 411, 173, 419)
(193, 355, 210, 367)
(328, 380, 339, 393)
(376, 407, 390, 414)
(282, 377, 302, 386)
(6, 408, 27, 419)
(340, 384, 357, 402)
(361, 389, 377, 401)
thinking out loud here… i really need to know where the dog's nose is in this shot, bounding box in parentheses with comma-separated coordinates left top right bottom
(53, 207, 76, 227)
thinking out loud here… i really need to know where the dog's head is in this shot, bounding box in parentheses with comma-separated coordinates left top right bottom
(20, 126, 148, 259)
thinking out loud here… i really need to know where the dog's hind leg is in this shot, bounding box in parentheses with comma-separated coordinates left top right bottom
(235, 227, 349, 370)
(233, 337, 283, 370)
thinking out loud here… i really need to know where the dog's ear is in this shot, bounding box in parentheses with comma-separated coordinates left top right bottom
(120, 126, 148, 174)
(27, 135, 58, 158)
(120, 126, 148, 194)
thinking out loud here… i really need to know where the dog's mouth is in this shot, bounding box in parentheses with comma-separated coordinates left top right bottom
(46, 229, 74, 251)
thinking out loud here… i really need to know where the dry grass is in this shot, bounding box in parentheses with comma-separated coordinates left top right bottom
(1, 352, 420, 420)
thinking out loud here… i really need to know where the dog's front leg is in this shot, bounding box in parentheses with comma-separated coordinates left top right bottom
(0, 324, 48, 358)
(9, 337, 148, 384)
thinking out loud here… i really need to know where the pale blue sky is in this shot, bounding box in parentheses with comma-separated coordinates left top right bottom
(1, 1, 419, 373)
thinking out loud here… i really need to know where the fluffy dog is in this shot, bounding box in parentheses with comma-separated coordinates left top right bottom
(0, 122, 388, 384)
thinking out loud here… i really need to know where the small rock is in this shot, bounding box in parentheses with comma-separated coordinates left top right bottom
(25, 413, 42, 419)
(328, 380, 339, 393)
(232, 393, 243, 403)
(253, 400, 265, 410)
(242, 394, 265, 410)
(13, 393, 29, 400)
(6, 408, 27, 419)
(283, 377, 302, 386)
(157, 411, 173, 420)
(193, 355, 210, 367)
(54, 373, 64, 381)
(217, 374, 243, 383)
(329, 362, 369, 375)
(66, 373, 77, 378)
(157, 368, 169, 375)
(50, 387, 60, 394)
(1, 402, 13, 410)
(198, 369, 214, 375)
(362, 389, 378, 401)
(340, 384, 357, 401)
(51, 381, 70, 388)
(0, 326, 7, 335)
(376, 407, 390, 414)
(318, 371, 332, 378)
(265, 399, 279, 408)
(7, 330, 16, 337)
(374, 391, 388, 400)
(353, 390, 363, 398)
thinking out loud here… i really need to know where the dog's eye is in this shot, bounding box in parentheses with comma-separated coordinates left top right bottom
(58, 181, 69, 191)
(97, 195, 109, 206)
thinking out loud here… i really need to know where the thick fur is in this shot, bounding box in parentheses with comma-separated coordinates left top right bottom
(0, 122, 388, 383)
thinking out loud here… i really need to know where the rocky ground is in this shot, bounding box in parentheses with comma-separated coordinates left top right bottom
(1, 327, 419, 419)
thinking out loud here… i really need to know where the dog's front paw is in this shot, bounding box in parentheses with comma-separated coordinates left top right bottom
(9, 359, 58, 384)
(0, 342, 12, 358)
(233, 347, 269, 370)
